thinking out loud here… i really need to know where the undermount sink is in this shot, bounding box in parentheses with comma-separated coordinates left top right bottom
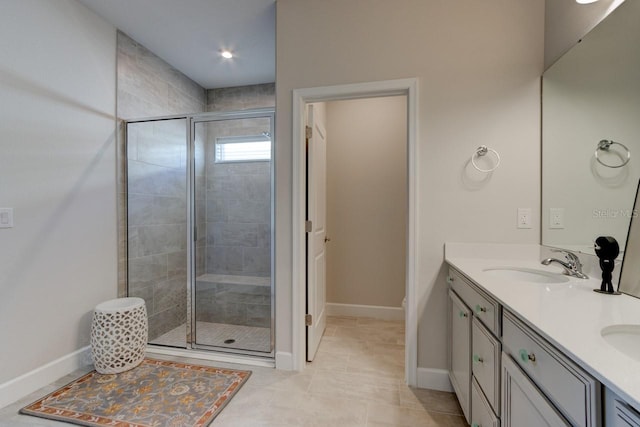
(482, 267, 570, 284)
(601, 325, 640, 362)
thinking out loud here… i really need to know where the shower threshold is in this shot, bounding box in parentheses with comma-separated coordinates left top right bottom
(151, 321, 271, 353)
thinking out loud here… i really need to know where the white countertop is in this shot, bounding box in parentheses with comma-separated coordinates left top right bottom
(445, 242, 640, 412)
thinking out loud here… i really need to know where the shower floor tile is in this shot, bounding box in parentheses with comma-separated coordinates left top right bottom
(151, 321, 271, 353)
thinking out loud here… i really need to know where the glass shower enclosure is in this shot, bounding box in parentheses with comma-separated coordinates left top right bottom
(125, 109, 274, 357)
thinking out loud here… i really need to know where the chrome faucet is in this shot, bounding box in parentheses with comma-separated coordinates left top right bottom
(541, 249, 589, 279)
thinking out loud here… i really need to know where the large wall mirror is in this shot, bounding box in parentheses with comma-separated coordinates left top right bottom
(542, 0, 640, 256)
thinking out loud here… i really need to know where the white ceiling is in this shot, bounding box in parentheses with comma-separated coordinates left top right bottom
(78, 0, 275, 89)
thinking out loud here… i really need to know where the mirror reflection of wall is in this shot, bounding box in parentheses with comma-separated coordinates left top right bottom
(617, 182, 640, 298)
(544, 0, 622, 68)
(542, 0, 640, 255)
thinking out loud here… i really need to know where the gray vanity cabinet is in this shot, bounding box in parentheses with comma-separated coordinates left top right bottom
(448, 264, 606, 427)
(605, 388, 640, 426)
(448, 268, 501, 426)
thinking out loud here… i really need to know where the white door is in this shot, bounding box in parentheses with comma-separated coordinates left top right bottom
(306, 104, 327, 362)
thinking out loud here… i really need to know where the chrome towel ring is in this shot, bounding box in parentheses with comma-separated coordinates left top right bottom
(595, 139, 630, 168)
(471, 145, 501, 173)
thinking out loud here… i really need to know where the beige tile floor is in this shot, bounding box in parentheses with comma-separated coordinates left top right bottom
(0, 316, 465, 426)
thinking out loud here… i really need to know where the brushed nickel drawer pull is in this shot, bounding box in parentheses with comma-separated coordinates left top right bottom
(519, 349, 536, 363)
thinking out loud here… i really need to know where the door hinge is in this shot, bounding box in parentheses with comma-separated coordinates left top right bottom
(305, 314, 313, 326)
(194, 226, 198, 242)
(305, 220, 313, 233)
(305, 125, 313, 139)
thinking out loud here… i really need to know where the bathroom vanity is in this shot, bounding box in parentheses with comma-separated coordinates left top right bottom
(446, 243, 640, 427)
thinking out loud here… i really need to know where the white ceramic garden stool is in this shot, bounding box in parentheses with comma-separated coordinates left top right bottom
(90, 297, 148, 374)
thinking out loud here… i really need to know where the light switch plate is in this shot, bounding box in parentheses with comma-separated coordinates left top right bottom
(517, 208, 532, 229)
(0, 208, 14, 228)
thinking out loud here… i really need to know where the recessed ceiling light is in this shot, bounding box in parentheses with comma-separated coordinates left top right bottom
(221, 51, 233, 59)
(576, 0, 599, 3)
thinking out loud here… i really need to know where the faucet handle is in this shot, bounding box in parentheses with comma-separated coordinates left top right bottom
(551, 249, 582, 267)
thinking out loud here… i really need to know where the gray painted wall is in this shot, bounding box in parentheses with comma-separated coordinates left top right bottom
(276, 0, 544, 372)
(0, 0, 117, 385)
(326, 96, 407, 308)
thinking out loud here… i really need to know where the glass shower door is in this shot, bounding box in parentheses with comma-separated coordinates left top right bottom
(126, 117, 189, 348)
(192, 112, 274, 354)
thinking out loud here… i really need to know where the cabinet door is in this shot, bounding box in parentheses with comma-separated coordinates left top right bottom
(604, 387, 640, 426)
(502, 352, 569, 427)
(449, 290, 472, 422)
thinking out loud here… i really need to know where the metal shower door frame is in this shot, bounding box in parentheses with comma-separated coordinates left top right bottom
(124, 108, 275, 360)
(189, 108, 275, 358)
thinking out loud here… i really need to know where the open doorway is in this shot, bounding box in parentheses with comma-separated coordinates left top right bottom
(292, 78, 418, 385)
(306, 97, 408, 362)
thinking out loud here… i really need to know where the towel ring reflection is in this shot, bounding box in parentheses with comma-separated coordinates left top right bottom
(471, 145, 501, 173)
(595, 140, 630, 168)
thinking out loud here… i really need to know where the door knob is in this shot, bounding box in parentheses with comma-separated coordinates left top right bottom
(324, 237, 331, 243)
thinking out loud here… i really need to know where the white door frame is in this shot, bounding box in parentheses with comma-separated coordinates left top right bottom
(291, 78, 419, 386)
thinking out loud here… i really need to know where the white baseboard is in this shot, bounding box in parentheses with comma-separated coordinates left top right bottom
(0, 346, 92, 409)
(417, 367, 453, 392)
(275, 351, 294, 370)
(326, 303, 404, 321)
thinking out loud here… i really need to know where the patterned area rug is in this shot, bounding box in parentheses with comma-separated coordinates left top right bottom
(20, 358, 251, 427)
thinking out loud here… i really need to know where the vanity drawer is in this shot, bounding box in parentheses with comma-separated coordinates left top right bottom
(502, 310, 599, 427)
(471, 376, 499, 427)
(449, 267, 500, 335)
(472, 317, 501, 413)
(502, 352, 569, 427)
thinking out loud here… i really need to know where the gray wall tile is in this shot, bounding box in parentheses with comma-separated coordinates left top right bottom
(242, 247, 270, 275)
(246, 303, 271, 327)
(129, 254, 167, 289)
(209, 223, 258, 247)
(154, 277, 187, 314)
(167, 250, 187, 278)
(138, 224, 186, 257)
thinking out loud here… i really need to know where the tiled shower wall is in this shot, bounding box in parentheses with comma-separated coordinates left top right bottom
(126, 119, 188, 338)
(203, 120, 272, 277)
(117, 31, 205, 339)
(207, 84, 275, 112)
(117, 28, 275, 339)
(203, 84, 275, 278)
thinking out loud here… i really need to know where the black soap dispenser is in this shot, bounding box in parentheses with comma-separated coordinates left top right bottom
(594, 236, 621, 295)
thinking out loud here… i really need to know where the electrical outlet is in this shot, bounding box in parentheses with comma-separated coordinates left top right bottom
(517, 208, 532, 229)
(0, 208, 13, 228)
(549, 208, 564, 229)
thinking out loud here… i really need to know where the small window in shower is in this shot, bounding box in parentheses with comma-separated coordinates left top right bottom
(214, 134, 271, 163)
